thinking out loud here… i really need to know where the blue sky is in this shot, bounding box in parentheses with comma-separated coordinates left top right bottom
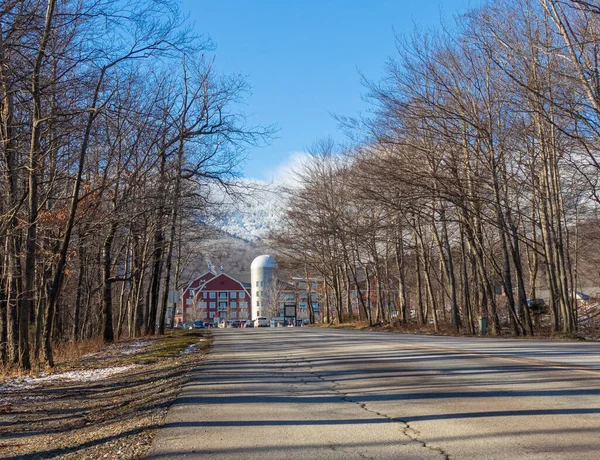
(180, 0, 482, 182)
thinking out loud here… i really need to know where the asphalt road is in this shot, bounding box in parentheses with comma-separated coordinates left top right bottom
(147, 328, 600, 459)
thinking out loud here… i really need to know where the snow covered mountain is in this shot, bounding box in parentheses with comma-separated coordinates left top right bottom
(211, 184, 287, 241)
(209, 154, 306, 241)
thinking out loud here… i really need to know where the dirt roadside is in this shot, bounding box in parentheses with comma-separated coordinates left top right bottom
(0, 330, 212, 459)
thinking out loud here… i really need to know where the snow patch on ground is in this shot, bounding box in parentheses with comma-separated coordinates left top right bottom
(106, 339, 153, 356)
(181, 340, 207, 355)
(83, 339, 153, 360)
(0, 364, 139, 394)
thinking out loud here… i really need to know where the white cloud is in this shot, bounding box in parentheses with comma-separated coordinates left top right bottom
(267, 151, 312, 188)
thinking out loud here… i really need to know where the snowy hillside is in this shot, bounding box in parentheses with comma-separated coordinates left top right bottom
(212, 185, 287, 241)
(208, 154, 306, 240)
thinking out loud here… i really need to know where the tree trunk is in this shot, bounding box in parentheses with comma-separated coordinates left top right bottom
(394, 229, 408, 325)
(73, 236, 86, 342)
(102, 223, 117, 343)
(413, 226, 425, 326)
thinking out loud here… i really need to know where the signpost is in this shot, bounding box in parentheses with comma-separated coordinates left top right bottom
(284, 302, 296, 324)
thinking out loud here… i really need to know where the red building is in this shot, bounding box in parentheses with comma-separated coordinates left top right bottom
(180, 268, 251, 324)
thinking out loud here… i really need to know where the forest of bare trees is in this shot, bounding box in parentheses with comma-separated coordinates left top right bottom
(273, 0, 600, 337)
(4, 0, 600, 373)
(0, 0, 268, 371)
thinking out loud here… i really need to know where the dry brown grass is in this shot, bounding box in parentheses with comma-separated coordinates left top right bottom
(50, 336, 106, 366)
(1, 336, 107, 378)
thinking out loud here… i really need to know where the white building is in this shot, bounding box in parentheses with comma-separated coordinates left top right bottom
(250, 254, 277, 319)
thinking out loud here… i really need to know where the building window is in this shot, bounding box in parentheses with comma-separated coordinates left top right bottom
(209, 312, 215, 318)
(256, 300, 260, 307)
(239, 301, 247, 309)
(203, 292, 207, 299)
(186, 298, 192, 305)
(230, 312, 237, 318)
(209, 302, 216, 309)
(200, 301, 206, 308)
(239, 291, 245, 298)
(219, 292, 227, 299)
(218, 302, 227, 311)
(231, 302, 237, 309)
(230, 291, 237, 298)
(256, 291, 260, 298)
(209, 292, 216, 299)
(189, 289, 194, 296)
(261, 281, 264, 287)
(256, 281, 259, 287)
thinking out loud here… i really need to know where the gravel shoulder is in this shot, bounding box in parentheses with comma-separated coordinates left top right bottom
(0, 330, 212, 460)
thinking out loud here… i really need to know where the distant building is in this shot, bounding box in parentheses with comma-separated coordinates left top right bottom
(250, 254, 322, 323)
(288, 277, 322, 323)
(250, 255, 278, 319)
(180, 266, 251, 323)
(345, 272, 400, 321)
(179, 257, 323, 325)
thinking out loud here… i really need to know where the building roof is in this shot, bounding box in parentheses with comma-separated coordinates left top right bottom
(251, 254, 277, 269)
(230, 273, 251, 284)
(190, 272, 252, 303)
(182, 270, 217, 296)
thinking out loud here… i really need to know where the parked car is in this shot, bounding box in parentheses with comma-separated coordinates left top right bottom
(230, 320, 242, 328)
(192, 320, 204, 329)
(255, 316, 268, 327)
(244, 320, 254, 328)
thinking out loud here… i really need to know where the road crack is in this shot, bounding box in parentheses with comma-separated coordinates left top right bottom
(281, 354, 450, 460)
(341, 393, 449, 459)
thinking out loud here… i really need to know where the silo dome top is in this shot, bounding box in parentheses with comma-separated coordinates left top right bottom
(251, 255, 277, 270)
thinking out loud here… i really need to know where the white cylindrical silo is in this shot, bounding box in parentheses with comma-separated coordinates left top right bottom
(250, 255, 277, 320)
